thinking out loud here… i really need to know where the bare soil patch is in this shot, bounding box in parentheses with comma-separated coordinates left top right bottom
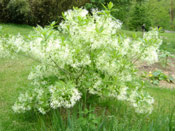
(138, 57, 175, 89)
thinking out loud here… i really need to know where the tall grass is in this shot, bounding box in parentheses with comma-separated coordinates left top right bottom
(35, 84, 175, 130)
(36, 93, 175, 131)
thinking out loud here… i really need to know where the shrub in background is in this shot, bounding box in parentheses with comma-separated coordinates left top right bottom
(0, 0, 90, 25)
(0, 0, 10, 22)
(7, 0, 30, 24)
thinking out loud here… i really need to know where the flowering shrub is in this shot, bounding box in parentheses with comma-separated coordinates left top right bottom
(0, 6, 162, 114)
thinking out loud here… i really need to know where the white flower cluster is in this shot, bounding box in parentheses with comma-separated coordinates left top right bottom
(12, 88, 50, 114)
(141, 29, 162, 63)
(49, 82, 81, 109)
(0, 34, 25, 58)
(12, 82, 81, 114)
(128, 88, 154, 114)
(0, 8, 162, 114)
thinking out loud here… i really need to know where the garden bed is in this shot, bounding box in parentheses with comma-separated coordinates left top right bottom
(139, 57, 175, 89)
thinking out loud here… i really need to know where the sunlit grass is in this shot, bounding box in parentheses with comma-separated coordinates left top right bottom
(0, 23, 33, 36)
(0, 56, 37, 131)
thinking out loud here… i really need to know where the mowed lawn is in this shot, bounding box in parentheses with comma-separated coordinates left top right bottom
(0, 24, 175, 131)
(0, 24, 37, 131)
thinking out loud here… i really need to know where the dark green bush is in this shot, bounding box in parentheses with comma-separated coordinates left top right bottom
(0, 0, 90, 26)
(0, 0, 10, 22)
(7, 0, 30, 24)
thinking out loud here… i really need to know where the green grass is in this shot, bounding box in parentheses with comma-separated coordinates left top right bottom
(0, 23, 33, 36)
(159, 32, 175, 53)
(0, 24, 175, 130)
(0, 56, 38, 131)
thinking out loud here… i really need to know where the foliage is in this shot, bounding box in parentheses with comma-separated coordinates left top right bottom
(148, 70, 174, 85)
(0, 0, 10, 22)
(129, 3, 151, 31)
(1, 0, 175, 31)
(86, 0, 175, 31)
(0, 23, 175, 131)
(159, 50, 175, 68)
(146, 0, 171, 30)
(0, 0, 90, 25)
(36, 103, 175, 131)
(6, 0, 30, 23)
(119, 29, 175, 54)
(85, 0, 132, 25)
(0, 6, 162, 115)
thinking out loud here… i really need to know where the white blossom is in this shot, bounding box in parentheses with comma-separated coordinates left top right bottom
(0, 8, 162, 114)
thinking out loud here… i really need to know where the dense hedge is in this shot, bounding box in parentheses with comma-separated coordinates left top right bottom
(0, 0, 90, 26)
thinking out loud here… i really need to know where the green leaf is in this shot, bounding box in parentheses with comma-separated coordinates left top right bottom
(153, 80, 159, 85)
(108, 2, 114, 10)
(99, 26, 104, 33)
(153, 71, 160, 77)
(168, 76, 174, 83)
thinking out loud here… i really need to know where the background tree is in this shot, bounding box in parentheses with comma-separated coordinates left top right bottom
(129, 3, 151, 31)
(0, 0, 175, 30)
(85, 0, 132, 24)
(0, 0, 90, 25)
(146, 0, 171, 30)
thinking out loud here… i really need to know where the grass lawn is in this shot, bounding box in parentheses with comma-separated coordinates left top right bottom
(0, 23, 33, 36)
(0, 24, 175, 130)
